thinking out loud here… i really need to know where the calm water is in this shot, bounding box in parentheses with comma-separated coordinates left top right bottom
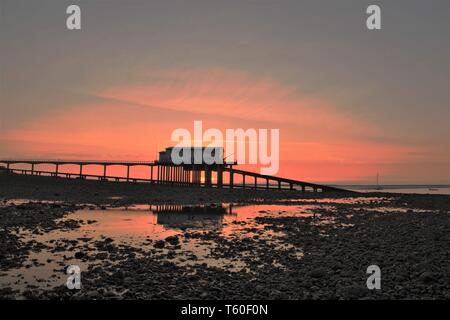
(341, 186, 450, 195)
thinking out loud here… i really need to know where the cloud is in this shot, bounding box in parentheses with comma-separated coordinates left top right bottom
(97, 68, 379, 138)
(1, 67, 432, 182)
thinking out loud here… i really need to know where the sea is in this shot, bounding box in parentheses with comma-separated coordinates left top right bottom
(336, 185, 450, 195)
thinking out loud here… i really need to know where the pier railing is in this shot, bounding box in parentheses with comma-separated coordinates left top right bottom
(0, 159, 351, 193)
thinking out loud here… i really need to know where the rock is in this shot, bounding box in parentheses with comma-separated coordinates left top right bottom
(165, 235, 180, 245)
(309, 268, 327, 278)
(154, 240, 165, 249)
(95, 252, 108, 260)
(74, 251, 85, 259)
(419, 272, 437, 284)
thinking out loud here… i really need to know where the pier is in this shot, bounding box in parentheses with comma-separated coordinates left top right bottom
(0, 158, 349, 193)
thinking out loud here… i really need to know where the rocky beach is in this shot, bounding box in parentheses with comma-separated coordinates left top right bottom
(0, 173, 449, 300)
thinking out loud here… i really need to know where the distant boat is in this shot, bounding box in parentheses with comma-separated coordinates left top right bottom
(429, 188, 439, 191)
(375, 172, 384, 190)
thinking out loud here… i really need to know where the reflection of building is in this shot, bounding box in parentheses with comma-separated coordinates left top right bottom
(153, 204, 233, 230)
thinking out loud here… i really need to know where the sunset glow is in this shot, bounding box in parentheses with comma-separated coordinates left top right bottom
(1, 2, 449, 184)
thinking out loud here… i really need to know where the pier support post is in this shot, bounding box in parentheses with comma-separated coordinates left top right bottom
(254, 176, 257, 189)
(174, 166, 177, 184)
(243, 174, 246, 189)
(196, 170, 200, 185)
(302, 185, 305, 192)
(180, 167, 183, 185)
(55, 163, 59, 176)
(205, 167, 212, 187)
(103, 164, 107, 180)
(31, 163, 35, 175)
(79, 164, 83, 178)
(126, 165, 130, 182)
(217, 167, 223, 188)
(278, 181, 281, 190)
(172, 166, 175, 185)
(182, 167, 185, 185)
(150, 165, 154, 183)
(266, 178, 269, 189)
(229, 169, 234, 189)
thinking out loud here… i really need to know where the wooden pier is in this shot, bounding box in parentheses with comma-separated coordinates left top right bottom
(0, 159, 350, 193)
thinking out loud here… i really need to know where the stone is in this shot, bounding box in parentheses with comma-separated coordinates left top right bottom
(154, 240, 165, 249)
(165, 235, 180, 245)
(309, 268, 327, 278)
(74, 251, 85, 259)
(419, 272, 437, 284)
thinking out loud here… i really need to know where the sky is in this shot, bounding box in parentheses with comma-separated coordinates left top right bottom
(0, 0, 449, 184)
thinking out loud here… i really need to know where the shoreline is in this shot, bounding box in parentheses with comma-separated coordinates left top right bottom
(0, 173, 359, 205)
(0, 173, 449, 299)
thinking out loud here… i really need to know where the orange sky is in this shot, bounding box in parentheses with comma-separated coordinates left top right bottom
(3, 68, 446, 184)
(1, 2, 449, 184)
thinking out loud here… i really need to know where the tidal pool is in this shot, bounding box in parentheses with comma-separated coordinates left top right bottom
(0, 201, 353, 294)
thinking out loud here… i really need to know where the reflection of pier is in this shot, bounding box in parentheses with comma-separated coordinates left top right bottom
(152, 204, 233, 230)
(0, 147, 352, 192)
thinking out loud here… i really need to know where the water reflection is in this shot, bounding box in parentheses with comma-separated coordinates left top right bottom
(0, 201, 354, 293)
(111, 203, 235, 231)
(153, 204, 233, 230)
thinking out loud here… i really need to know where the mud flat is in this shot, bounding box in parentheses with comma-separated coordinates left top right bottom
(0, 174, 449, 299)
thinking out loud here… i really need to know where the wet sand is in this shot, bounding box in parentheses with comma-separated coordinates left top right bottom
(0, 173, 449, 299)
